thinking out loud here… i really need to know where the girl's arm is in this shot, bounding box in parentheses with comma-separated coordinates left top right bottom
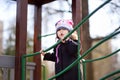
(70, 31, 78, 40)
(67, 40, 79, 57)
(40, 50, 56, 62)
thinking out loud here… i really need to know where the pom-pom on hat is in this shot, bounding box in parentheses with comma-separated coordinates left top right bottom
(55, 19, 73, 32)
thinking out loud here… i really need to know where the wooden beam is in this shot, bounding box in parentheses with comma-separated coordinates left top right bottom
(33, 5, 42, 80)
(13, 0, 55, 5)
(72, 0, 94, 80)
(15, 0, 28, 80)
(33, 0, 55, 5)
(72, 0, 81, 26)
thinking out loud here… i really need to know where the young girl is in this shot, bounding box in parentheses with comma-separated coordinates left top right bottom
(40, 19, 80, 80)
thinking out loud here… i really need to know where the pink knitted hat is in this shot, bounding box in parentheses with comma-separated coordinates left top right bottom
(55, 19, 73, 31)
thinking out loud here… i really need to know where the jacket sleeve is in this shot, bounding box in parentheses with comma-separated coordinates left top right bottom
(43, 49, 56, 62)
(67, 40, 79, 57)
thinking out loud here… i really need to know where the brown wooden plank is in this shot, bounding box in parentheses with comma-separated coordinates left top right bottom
(15, 0, 28, 80)
(72, 0, 93, 80)
(33, 5, 42, 80)
(72, 0, 81, 26)
(13, 0, 55, 5)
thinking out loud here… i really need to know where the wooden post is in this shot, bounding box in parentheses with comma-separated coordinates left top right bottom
(33, 5, 42, 80)
(72, 0, 94, 79)
(15, 0, 28, 80)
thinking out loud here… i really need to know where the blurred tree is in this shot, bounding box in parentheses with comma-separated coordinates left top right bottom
(4, 26, 15, 55)
(4, 25, 34, 60)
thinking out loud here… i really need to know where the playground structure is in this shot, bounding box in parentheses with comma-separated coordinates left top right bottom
(0, 0, 120, 80)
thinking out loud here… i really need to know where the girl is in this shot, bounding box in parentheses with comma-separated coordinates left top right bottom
(40, 19, 80, 80)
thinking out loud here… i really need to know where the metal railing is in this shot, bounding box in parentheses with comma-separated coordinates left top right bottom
(0, 55, 36, 80)
(21, 0, 120, 80)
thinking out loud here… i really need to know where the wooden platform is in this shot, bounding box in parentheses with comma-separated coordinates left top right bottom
(13, 0, 55, 5)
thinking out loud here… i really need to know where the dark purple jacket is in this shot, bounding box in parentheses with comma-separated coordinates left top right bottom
(43, 40, 80, 80)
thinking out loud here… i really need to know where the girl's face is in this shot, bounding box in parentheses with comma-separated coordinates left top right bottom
(57, 29, 69, 40)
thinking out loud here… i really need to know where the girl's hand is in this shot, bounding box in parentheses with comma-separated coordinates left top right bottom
(61, 37, 69, 43)
(40, 50, 46, 56)
(71, 31, 78, 40)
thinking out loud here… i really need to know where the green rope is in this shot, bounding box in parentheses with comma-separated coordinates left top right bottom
(38, 33, 55, 39)
(21, 56, 26, 80)
(22, 0, 112, 58)
(48, 0, 112, 79)
(100, 70, 120, 80)
(82, 61, 87, 80)
(48, 30, 120, 80)
(80, 31, 120, 59)
(41, 65, 46, 80)
(84, 49, 120, 63)
(113, 76, 120, 80)
(21, 0, 112, 80)
(77, 23, 81, 80)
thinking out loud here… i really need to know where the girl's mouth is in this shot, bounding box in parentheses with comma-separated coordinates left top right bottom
(60, 33, 64, 36)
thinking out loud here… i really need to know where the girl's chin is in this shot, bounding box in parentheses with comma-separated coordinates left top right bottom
(59, 37, 64, 39)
